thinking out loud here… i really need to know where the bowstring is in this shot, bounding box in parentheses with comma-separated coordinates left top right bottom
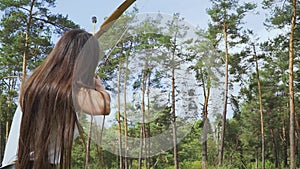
(97, 0, 144, 151)
(97, 0, 147, 153)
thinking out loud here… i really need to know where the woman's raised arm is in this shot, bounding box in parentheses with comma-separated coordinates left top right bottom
(77, 77, 110, 115)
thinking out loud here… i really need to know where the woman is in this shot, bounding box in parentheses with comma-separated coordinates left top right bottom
(1, 29, 111, 169)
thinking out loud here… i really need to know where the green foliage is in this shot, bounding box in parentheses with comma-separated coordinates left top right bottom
(262, 0, 299, 28)
(249, 160, 276, 169)
(0, 0, 79, 71)
(207, 0, 256, 47)
(71, 138, 86, 168)
(1, 1, 300, 169)
(0, 0, 79, 163)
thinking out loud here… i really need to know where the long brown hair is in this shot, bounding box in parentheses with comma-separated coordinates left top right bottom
(17, 29, 99, 169)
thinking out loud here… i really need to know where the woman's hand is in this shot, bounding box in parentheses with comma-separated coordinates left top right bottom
(77, 76, 111, 115)
(94, 76, 111, 115)
(94, 76, 105, 91)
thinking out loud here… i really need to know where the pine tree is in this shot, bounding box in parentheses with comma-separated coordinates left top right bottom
(206, 0, 256, 165)
(187, 29, 222, 168)
(0, 0, 78, 159)
(262, 0, 299, 168)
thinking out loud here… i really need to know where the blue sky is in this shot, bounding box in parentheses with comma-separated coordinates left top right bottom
(52, 0, 277, 42)
(52, 0, 213, 33)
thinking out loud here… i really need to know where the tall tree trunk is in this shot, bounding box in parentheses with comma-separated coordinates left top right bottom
(171, 46, 179, 169)
(85, 120, 92, 168)
(2, 75, 17, 147)
(138, 127, 144, 169)
(289, 0, 297, 168)
(146, 70, 151, 169)
(124, 54, 129, 169)
(22, 0, 35, 82)
(124, 41, 133, 169)
(138, 70, 147, 169)
(270, 129, 279, 168)
(218, 19, 229, 166)
(5, 76, 12, 142)
(117, 64, 123, 169)
(282, 123, 288, 167)
(253, 44, 265, 169)
(202, 96, 209, 169)
(95, 144, 104, 169)
(255, 149, 258, 169)
(200, 68, 210, 169)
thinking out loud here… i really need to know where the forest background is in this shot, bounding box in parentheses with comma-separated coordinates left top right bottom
(0, 0, 299, 169)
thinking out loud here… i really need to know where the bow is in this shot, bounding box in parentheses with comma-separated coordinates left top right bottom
(96, 0, 137, 117)
(95, 0, 136, 149)
(76, 1, 136, 161)
(94, 0, 136, 39)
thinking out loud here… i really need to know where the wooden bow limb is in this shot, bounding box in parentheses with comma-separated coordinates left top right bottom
(94, 0, 136, 39)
